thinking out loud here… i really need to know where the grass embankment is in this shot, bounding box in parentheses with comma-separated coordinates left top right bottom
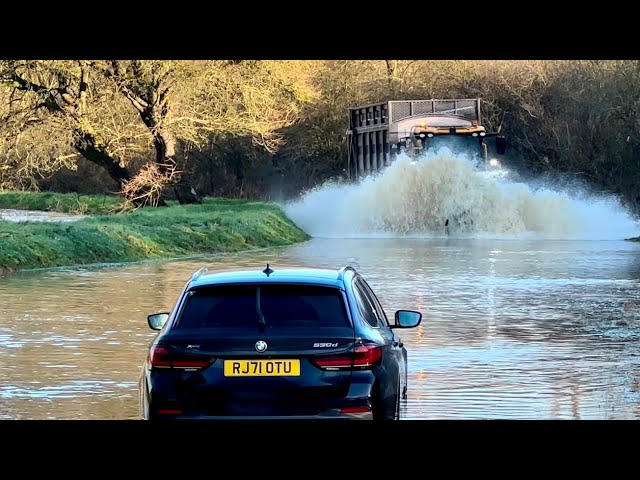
(0, 191, 123, 215)
(0, 198, 309, 273)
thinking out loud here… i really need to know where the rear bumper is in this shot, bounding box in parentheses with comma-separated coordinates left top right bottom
(142, 367, 378, 421)
(148, 409, 373, 420)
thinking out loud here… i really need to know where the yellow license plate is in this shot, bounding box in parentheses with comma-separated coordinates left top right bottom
(224, 359, 300, 377)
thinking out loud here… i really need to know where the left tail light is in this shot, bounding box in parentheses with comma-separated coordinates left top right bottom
(148, 345, 214, 370)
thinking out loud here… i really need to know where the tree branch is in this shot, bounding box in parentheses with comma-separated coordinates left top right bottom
(77, 60, 89, 114)
(105, 60, 149, 113)
(6, 70, 63, 113)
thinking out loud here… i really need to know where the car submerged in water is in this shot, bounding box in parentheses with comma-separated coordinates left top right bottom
(139, 265, 422, 420)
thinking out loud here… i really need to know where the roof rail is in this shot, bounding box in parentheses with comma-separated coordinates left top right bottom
(190, 267, 208, 282)
(337, 265, 357, 281)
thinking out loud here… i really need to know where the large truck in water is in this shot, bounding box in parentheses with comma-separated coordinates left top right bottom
(346, 98, 506, 179)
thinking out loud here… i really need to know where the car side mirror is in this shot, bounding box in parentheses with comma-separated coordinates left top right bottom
(148, 312, 170, 331)
(393, 310, 422, 328)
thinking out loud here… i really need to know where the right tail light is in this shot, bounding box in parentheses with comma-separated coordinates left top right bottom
(311, 343, 382, 371)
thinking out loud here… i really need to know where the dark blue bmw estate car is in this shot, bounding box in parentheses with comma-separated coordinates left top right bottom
(140, 265, 422, 420)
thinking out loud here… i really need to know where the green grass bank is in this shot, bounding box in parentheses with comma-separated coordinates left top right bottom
(0, 191, 123, 215)
(0, 198, 309, 273)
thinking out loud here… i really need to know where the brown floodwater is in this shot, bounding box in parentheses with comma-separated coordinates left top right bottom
(0, 209, 86, 223)
(1, 238, 640, 419)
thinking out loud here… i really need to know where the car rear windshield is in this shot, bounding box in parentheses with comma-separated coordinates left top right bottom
(174, 284, 350, 329)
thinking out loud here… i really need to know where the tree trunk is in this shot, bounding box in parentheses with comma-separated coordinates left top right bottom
(151, 123, 202, 205)
(173, 184, 203, 204)
(74, 129, 163, 208)
(73, 129, 131, 188)
(386, 60, 398, 90)
(153, 126, 176, 166)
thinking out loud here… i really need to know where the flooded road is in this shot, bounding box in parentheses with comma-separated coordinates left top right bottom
(1, 237, 640, 419)
(2, 151, 640, 419)
(0, 209, 86, 222)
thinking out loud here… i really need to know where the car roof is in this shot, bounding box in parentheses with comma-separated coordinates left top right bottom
(188, 266, 356, 289)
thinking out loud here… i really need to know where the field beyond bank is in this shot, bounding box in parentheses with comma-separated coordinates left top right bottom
(0, 198, 310, 273)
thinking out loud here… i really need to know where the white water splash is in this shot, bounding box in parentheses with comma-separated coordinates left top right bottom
(284, 150, 640, 240)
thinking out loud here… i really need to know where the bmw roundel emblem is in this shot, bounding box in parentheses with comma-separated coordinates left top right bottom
(255, 340, 268, 353)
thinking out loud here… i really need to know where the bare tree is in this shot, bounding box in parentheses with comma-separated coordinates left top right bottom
(99, 60, 314, 203)
(0, 60, 315, 205)
(0, 60, 144, 189)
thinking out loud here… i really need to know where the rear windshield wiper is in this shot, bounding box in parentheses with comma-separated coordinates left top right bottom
(256, 286, 266, 332)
